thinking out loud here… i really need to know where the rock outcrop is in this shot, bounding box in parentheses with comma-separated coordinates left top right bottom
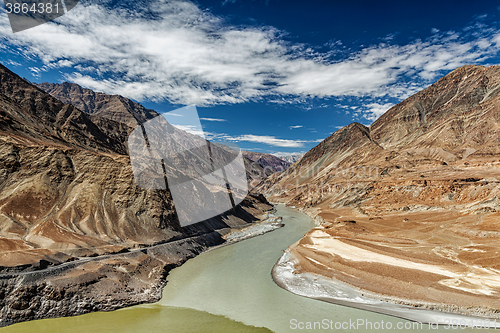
(243, 151, 291, 174)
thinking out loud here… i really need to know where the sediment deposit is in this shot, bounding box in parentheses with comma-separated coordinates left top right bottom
(261, 65, 500, 318)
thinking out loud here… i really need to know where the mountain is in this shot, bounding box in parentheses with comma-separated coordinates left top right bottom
(242, 151, 290, 174)
(35, 82, 159, 128)
(36, 82, 268, 188)
(0, 64, 273, 326)
(262, 65, 500, 196)
(370, 65, 500, 154)
(264, 65, 500, 318)
(274, 153, 304, 164)
(0, 70, 131, 155)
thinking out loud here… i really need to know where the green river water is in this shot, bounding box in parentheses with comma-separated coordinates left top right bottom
(1, 205, 484, 332)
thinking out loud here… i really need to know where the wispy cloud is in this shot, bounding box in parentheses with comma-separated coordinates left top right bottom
(362, 102, 396, 121)
(1, 0, 499, 106)
(221, 134, 321, 148)
(272, 151, 305, 157)
(197, 131, 321, 148)
(168, 124, 319, 148)
(200, 117, 227, 122)
(5, 59, 21, 66)
(289, 125, 303, 129)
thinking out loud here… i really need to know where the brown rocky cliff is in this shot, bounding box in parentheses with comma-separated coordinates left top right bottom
(260, 122, 383, 192)
(371, 65, 500, 151)
(36, 82, 159, 128)
(0, 65, 131, 155)
(0, 65, 274, 326)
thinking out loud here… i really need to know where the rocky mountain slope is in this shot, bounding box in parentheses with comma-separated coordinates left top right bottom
(0, 72, 131, 155)
(242, 151, 291, 174)
(35, 82, 159, 128)
(0, 64, 274, 326)
(262, 65, 500, 318)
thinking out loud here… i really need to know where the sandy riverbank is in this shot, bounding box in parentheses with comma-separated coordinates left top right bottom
(272, 248, 500, 328)
(265, 183, 500, 328)
(0, 200, 279, 327)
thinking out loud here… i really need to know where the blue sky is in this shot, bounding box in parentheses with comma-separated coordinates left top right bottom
(1, 0, 500, 155)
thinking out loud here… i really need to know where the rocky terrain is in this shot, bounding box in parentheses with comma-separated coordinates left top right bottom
(35, 82, 159, 128)
(261, 65, 500, 318)
(242, 151, 291, 174)
(0, 64, 274, 326)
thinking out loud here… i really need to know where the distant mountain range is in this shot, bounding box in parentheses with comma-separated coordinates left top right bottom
(36, 82, 294, 177)
(242, 151, 290, 174)
(274, 153, 304, 164)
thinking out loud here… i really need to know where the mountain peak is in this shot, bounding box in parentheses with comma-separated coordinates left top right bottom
(370, 64, 500, 150)
(0, 65, 131, 154)
(36, 82, 159, 128)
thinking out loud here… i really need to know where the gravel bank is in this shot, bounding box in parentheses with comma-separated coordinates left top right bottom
(272, 250, 500, 328)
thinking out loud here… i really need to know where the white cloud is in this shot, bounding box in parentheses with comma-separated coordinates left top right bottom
(224, 134, 312, 148)
(363, 102, 395, 121)
(170, 124, 205, 138)
(273, 151, 306, 157)
(5, 59, 21, 66)
(200, 117, 227, 122)
(0, 0, 499, 106)
(201, 131, 321, 148)
(167, 126, 318, 148)
(289, 125, 303, 129)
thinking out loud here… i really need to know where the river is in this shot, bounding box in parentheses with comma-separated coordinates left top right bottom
(1, 205, 484, 332)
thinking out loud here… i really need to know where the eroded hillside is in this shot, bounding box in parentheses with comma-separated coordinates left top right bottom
(262, 65, 500, 317)
(0, 64, 273, 326)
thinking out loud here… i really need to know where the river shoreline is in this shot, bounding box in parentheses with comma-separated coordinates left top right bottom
(207, 211, 283, 252)
(0, 201, 280, 328)
(272, 249, 500, 328)
(6, 203, 496, 333)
